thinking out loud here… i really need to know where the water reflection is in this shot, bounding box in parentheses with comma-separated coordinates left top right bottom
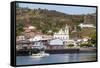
(16, 53, 96, 65)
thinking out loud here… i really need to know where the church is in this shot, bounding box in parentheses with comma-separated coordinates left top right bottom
(53, 25, 69, 42)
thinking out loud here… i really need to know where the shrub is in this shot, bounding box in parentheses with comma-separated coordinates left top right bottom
(79, 43, 92, 47)
(67, 44, 74, 48)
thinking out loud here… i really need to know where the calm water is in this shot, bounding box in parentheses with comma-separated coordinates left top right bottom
(16, 53, 96, 65)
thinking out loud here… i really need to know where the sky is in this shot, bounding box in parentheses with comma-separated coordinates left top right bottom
(18, 3, 96, 15)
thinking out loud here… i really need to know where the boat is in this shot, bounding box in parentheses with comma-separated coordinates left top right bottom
(32, 51, 49, 58)
(40, 51, 50, 56)
(31, 41, 50, 58)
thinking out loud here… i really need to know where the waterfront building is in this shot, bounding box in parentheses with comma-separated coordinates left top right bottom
(16, 40, 30, 50)
(31, 41, 46, 49)
(49, 39, 64, 45)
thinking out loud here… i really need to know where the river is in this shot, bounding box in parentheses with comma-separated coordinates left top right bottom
(16, 53, 96, 65)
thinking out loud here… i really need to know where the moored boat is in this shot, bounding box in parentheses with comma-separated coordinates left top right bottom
(32, 52, 49, 58)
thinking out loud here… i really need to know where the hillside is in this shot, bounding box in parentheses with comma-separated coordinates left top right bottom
(16, 7, 96, 38)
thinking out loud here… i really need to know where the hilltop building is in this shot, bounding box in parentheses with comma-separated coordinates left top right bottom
(78, 14, 96, 28)
(78, 23, 96, 28)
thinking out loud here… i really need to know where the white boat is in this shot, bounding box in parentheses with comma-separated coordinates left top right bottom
(40, 51, 50, 56)
(32, 52, 49, 58)
(31, 41, 50, 58)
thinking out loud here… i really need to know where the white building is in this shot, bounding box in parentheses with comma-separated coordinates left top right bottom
(29, 34, 53, 42)
(29, 35, 43, 42)
(66, 39, 77, 46)
(31, 41, 45, 49)
(49, 39, 64, 45)
(53, 25, 69, 41)
(16, 35, 26, 41)
(78, 23, 96, 28)
(76, 37, 90, 44)
(28, 26, 36, 30)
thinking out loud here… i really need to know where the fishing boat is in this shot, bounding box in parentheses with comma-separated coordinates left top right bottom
(32, 51, 49, 58)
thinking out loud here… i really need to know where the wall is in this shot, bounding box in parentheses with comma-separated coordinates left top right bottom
(0, 0, 99, 68)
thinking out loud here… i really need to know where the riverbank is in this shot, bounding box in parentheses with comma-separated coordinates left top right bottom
(45, 49, 79, 54)
(16, 47, 96, 56)
(45, 47, 96, 54)
(79, 47, 96, 53)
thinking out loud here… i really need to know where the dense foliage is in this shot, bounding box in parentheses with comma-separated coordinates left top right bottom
(91, 33, 96, 46)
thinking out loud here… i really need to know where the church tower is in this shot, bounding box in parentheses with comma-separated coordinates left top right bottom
(53, 24, 69, 41)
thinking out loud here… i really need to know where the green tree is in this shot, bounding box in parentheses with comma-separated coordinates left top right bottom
(79, 43, 92, 47)
(91, 33, 96, 46)
(16, 20, 24, 36)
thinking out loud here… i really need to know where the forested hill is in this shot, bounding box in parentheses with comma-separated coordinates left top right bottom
(16, 7, 96, 37)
